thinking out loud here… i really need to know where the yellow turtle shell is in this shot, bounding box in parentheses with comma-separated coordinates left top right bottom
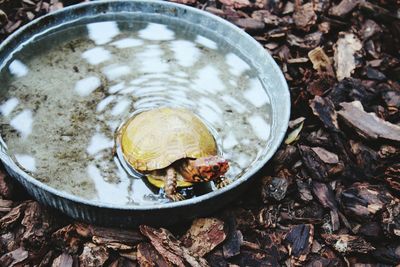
(118, 107, 217, 173)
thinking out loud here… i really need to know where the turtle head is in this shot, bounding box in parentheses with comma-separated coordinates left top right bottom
(186, 156, 229, 182)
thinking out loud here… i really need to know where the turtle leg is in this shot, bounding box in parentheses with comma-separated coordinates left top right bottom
(165, 167, 185, 201)
(214, 176, 230, 189)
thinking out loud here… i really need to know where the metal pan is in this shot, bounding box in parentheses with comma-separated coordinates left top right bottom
(0, 0, 290, 227)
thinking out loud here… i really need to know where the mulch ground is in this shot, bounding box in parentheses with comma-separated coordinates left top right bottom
(0, 0, 399, 266)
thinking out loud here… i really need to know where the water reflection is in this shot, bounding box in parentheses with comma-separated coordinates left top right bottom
(74, 76, 101, 96)
(0, 98, 19, 116)
(138, 23, 175, 41)
(10, 109, 33, 138)
(82, 47, 112, 65)
(15, 154, 36, 172)
(9, 60, 29, 77)
(87, 21, 120, 45)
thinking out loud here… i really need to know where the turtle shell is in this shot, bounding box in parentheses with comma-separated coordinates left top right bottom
(118, 107, 217, 172)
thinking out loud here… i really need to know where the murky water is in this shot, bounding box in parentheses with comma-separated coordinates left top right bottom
(0, 19, 272, 205)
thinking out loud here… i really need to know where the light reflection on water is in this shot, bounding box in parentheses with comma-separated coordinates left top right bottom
(0, 19, 272, 205)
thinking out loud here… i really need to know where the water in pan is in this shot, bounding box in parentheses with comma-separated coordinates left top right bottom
(0, 19, 272, 205)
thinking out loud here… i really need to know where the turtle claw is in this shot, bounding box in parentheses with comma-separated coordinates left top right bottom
(169, 193, 185, 202)
(215, 177, 230, 189)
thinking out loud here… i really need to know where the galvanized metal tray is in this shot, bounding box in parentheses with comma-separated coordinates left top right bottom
(0, 0, 290, 226)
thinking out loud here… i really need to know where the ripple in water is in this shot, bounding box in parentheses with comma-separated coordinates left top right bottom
(0, 19, 272, 205)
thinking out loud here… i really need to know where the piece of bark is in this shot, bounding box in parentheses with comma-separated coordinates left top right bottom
(261, 176, 289, 201)
(52, 224, 82, 254)
(218, 0, 251, 9)
(305, 255, 341, 267)
(137, 242, 169, 267)
(329, 0, 360, 17)
(311, 147, 339, 164)
(232, 248, 279, 267)
(299, 146, 329, 182)
(284, 224, 314, 262)
(360, 19, 382, 41)
(0, 247, 28, 266)
(372, 243, 400, 265)
(307, 75, 336, 96)
(333, 32, 362, 81)
(0, 199, 14, 213)
(78, 242, 109, 267)
(382, 163, 400, 193)
(310, 96, 340, 132)
(297, 180, 313, 202)
(358, 221, 383, 238)
(205, 249, 228, 267)
(308, 47, 335, 77)
(0, 169, 16, 199)
(232, 18, 264, 31)
(92, 236, 134, 251)
(365, 67, 386, 81)
(312, 181, 340, 230)
(322, 234, 374, 254)
(52, 253, 73, 267)
(359, 1, 400, 23)
(140, 225, 208, 267)
(338, 101, 400, 141)
(75, 223, 143, 244)
(38, 250, 55, 267)
(381, 200, 400, 238)
(222, 214, 242, 258)
(21, 201, 64, 252)
(252, 10, 285, 26)
(180, 218, 225, 257)
(0, 9, 7, 26)
(169, 0, 197, 5)
(109, 257, 137, 267)
(293, 3, 317, 31)
(0, 201, 28, 232)
(341, 183, 393, 221)
(287, 32, 323, 49)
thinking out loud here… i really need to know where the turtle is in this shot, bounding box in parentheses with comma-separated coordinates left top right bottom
(115, 107, 230, 201)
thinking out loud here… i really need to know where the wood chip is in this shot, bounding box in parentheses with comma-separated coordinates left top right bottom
(0, 247, 28, 267)
(284, 224, 314, 262)
(140, 225, 208, 267)
(51, 253, 73, 267)
(322, 234, 374, 254)
(308, 47, 335, 76)
(218, 0, 251, 9)
(338, 101, 400, 141)
(329, 0, 360, 17)
(341, 183, 393, 221)
(293, 3, 317, 31)
(0, 201, 29, 232)
(310, 96, 340, 131)
(0, 9, 8, 26)
(333, 32, 362, 81)
(232, 18, 264, 31)
(299, 146, 329, 181)
(360, 19, 382, 41)
(181, 218, 226, 257)
(287, 31, 323, 49)
(78, 243, 109, 267)
(311, 147, 339, 164)
(137, 242, 169, 267)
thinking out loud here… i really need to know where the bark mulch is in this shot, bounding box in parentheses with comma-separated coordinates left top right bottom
(0, 0, 399, 266)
